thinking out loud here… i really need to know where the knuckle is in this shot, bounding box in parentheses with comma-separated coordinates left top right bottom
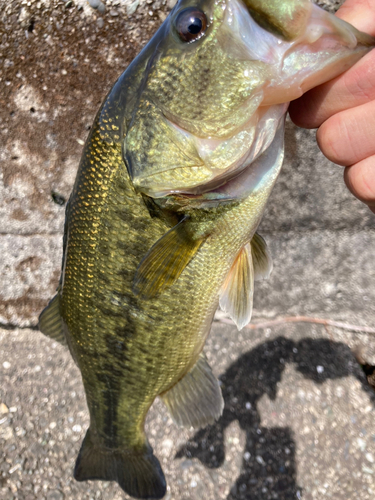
(317, 115, 351, 165)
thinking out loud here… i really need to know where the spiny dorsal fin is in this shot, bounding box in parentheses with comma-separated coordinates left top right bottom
(251, 232, 273, 281)
(38, 294, 67, 346)
(219, 243, 254, 331)
(133, 218, 204, 299)
(160, 353, 223, 429)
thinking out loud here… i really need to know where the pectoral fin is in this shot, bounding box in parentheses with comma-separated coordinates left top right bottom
(219, 242, 254, 331)
(38, 294, 67, 346)
(251, 232, 273, 281)
(133, 218, 204, 299)
(161, 354, 223, 429)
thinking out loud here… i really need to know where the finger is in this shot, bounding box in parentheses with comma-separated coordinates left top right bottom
(336, 0, 375, 35)
(289, 50, 375, 128)
(289, 0, 375, 128)
(316, 99, 375, 166)
(344, 154, 375, 212)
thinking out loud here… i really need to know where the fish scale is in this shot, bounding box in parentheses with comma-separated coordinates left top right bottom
(63, 100, 271, 443)
(61, 109, 278, 455)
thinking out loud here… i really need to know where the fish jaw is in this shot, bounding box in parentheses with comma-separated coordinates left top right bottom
(124, 0, 374, 199)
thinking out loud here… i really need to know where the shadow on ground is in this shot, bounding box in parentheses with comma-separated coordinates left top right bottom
(176, 337, 375, 500)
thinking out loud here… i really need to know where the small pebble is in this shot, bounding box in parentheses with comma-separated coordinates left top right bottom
(0, 403, 9, 414)
(363, 466, 374, 475)
(89, 0, 106, 13)
(127, 0, 140, 16)
(9, 463, 21, 474)
(88, 0, 102, 9)
(316, 365, 324, 374)
(162, 439, 173, 450)
(3, 361, 11, 369)
(97, 17, 104, 29)
(46, 491, 64, 500)
(357, 438, 366, 452)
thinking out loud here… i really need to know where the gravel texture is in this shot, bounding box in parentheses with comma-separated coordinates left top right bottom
(1, 323, 375, 500)
(1, 0, 375, 499)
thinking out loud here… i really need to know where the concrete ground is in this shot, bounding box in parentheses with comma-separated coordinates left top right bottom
(1, 0, 375, 499)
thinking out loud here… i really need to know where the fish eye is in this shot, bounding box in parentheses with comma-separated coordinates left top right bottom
(175, 7, 208, 43)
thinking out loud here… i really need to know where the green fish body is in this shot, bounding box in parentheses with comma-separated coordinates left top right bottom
(39, 1, 374, 498)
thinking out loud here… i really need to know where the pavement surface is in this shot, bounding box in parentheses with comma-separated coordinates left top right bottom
(1, 1, 375, 499)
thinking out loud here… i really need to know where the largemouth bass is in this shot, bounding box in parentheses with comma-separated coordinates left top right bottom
(39, 0, 374, 498)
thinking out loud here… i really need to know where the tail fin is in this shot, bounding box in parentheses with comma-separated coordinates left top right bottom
(74, 429, 166, 499)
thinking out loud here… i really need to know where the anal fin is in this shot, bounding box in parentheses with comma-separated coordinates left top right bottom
(133, 218, 204, 299)
(161, 354, 223, 429)
(38, 294, 66, 346)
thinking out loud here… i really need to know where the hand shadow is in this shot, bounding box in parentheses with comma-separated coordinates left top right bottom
(176, 336, 374, 499)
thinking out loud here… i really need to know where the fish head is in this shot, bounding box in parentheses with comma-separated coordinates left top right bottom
(122, 0, 374, 199)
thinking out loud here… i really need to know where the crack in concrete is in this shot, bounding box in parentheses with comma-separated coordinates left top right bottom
(0, 232, 62, 237)
(0, 323, 39, 331)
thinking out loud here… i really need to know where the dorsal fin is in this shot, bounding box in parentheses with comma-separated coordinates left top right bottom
(133, 218, 205, 299)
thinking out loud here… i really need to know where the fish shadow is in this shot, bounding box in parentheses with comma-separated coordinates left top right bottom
(176, 336, 375, 499)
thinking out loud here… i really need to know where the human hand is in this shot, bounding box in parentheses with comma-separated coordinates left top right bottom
(289, 0, 375, 213)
